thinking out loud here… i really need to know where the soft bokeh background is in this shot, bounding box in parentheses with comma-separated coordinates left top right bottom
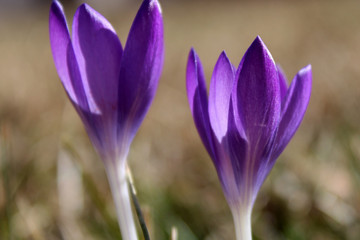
(1, 0, 360, 239)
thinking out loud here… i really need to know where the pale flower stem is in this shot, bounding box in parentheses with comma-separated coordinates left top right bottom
(231, 206, 252, 240)
(105, 161, 138, 240)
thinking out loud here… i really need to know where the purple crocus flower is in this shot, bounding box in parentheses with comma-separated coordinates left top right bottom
(49, 0, 163, 239)
(186, 36, 311, 240)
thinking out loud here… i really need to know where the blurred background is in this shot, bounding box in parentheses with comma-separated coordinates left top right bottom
(1, 0, 360, 239)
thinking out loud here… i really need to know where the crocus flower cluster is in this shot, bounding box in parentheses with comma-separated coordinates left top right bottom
(186, 36, 311, 240)
(49, 0, 163, 239)
(49, 0, 312, 238)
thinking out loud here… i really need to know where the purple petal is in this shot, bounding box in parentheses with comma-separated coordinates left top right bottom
(186, 49, 217, 161)
(234, 36, 281, 155)
(72, 3, 123, 116)
(230, 36, 281, 202)
(231, 55, 247, 138)
(118, 0, 164, 140)
(49, 1, 107, 157)
(277, 64, 288, 103)
(208, 51, 235, 142)
(272, 65, 312, 160)
(219, 101, 249, 204)
(49, 0, 88, 110)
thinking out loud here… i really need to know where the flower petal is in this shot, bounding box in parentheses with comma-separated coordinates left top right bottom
(186, 49, 217, 160)
(208, 51, 235, 142)
(272, 65, 312, 160)
(231, 56, 247, 138)
(72, 3, 123, 115)
(219, 101, 249, 204)
(277, 64, 288, 103)
(49, 0, 88, 110)
(234, 36, 281, 154)
(118, 0, 164, 140)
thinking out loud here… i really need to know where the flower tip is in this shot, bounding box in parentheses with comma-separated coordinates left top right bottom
(300, 64, 312, 72)
(189, 48, 197, 59)
(218, 50, 232, 66)
(251, 35, 265, 49)
(298, 64, 312, 78)
(50, 0, 63, 12)
(49, 0, 66, 24)
(141, 0, 162, 15)
(77, 3, 91, 14)
(251, 35, 267, 51)
(74, 3, 116, 33)
(149, 0, 162, 14)
(255, 35, 263, 42)
(248, 35, 275, 64)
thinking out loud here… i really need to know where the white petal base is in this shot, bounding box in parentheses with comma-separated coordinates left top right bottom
(231, 206, 252, 240)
